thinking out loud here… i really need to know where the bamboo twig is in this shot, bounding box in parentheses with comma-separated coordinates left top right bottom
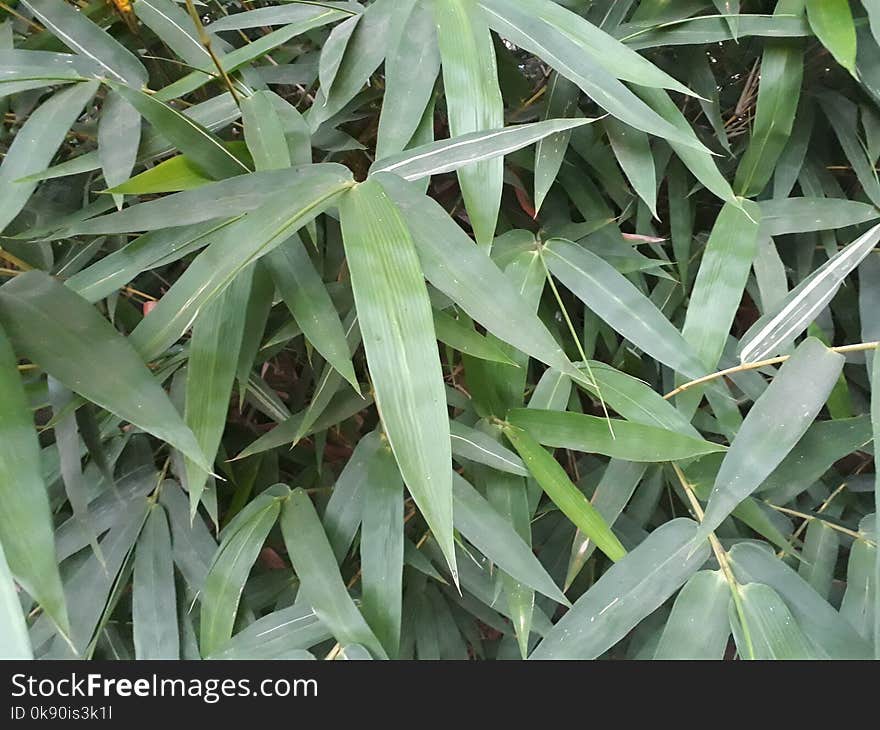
(664, 341, 880, 399)
(183, 0, 241, 105)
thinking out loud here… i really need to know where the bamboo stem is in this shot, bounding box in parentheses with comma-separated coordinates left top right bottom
(183, 0, 241, 105)
(672, 464, 755, 658)
(664, 341, 880, 400)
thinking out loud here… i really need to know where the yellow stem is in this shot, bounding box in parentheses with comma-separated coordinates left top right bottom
(184, 0, 242, 105)
(664, 341, 880, 400)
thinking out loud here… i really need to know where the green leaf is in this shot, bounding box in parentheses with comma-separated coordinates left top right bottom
(199, 492, 281, 657)
(806, 0, 857, 74)
(133, 0, 215, 68)
(433, 309, 518, 366)
(280, 488, 387, 659)
(0, 271, 211, 472)
(308, 0, 394, 129)
(372, 118, 593, 182)
(241, 91, 291, 172)
(543, 238, 707, 378)
(733, 583, 821, 660)
(575, 361, 700, 437)
(604, 117, 657, 218)
(67, 221, 229, 303)
(0, 541, 32, 659)
(531, 519, 710, 659)
(654, 570, 731, 660)
(534, 73, 580, 214)
(60, 166, 332, 237)
(105, 154, 214, 195)
(264, 235, 359, 392)
(452, 473, 569, 605)
(758, 197, 880, 237)
(133, 505, 178, 660)
(507, 408, 725, 462)
(378, 173, 579, 379)
(479, 0, 710, 152)
(207, 3, 360, 32)
(730, 542, 872, 658)
(98, 91, 141, 210)
(631, 84, 735, 202)
(450, 420, 528, 476)
(565, 460, 649, 590)
(0, 82, 98, 234)
(698, 339, 845, 538)
(798, 520, 839, 600)
(207, 602, 331, 660)
(734, 0, 805, 197)
(129, 166, 354, 361)
(682, 200, 762, 371)
(0, 324, 68, 638)
(739, 222, 880, 363)
(839, 519, 876, 643)
(375, 0, 440, 159)
(108, 83, 250, 180)
(482, 0, 698, 96)
(360, 442, 405, 658)
(434, 0, 504, 248)
(873, 340, 880, 657)
(339, 179, 456, 579)
(183, 268, 252, 517)
(22, 0, 148, 85)
(502, 424, 626, 562)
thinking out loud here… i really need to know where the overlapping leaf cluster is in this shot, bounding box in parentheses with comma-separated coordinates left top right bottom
(0, 0, 879, 660)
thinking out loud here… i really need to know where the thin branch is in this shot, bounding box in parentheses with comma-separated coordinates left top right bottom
(183, 0, 242, 106)
(664, 341, 880, 400)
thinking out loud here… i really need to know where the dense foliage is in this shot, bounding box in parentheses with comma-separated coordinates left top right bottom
(0, 0, 879, 660)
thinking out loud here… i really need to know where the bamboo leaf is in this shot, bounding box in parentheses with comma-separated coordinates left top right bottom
(280, 488, 387, 659)
(434, 0, 504, 248)
(805, 0, 857, 74)
(360, 442, 405, 658)
(199, 493, 281, 657)
(339, 179, 456, 579)
(531, 519, 710, 659)
(543, 238, 707, 378)
(0, 541, 32, 659)
(0, 82, 98, 234)
(507, 408, 725, 462)
(22, 0, 148, 85)
(502, 424, 626, 563)
(698, 338, 845, 538)
(0, 323, 69, 638)
(739, 222, 880, 363)
(654, 570, 730, 660)
(132, 505, 178, 660)
(0, 271, 211, 472)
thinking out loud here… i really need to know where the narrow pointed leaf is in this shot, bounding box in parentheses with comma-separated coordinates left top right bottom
(531, 519, 710, 659)
(339, 179, 456, 578)
(507, 408, 725, 462)
(739, 222, 880, 363)
(200, 496, 281, 656)
(0, 324, 68, 637)
(0, 271, 211, 472)
(502, 424, 626, 562)
(360, 443, 405, 658)
(543, 238, 707, 378)
(372, 118, 593, 182)
(133, 505, 179, 660)
(654, 570, 730, 660)
(453, 473, 569, 605)
(0, 82, 98, 234)
(698, 338, 844, 538)
(281, 488, 387, 659)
